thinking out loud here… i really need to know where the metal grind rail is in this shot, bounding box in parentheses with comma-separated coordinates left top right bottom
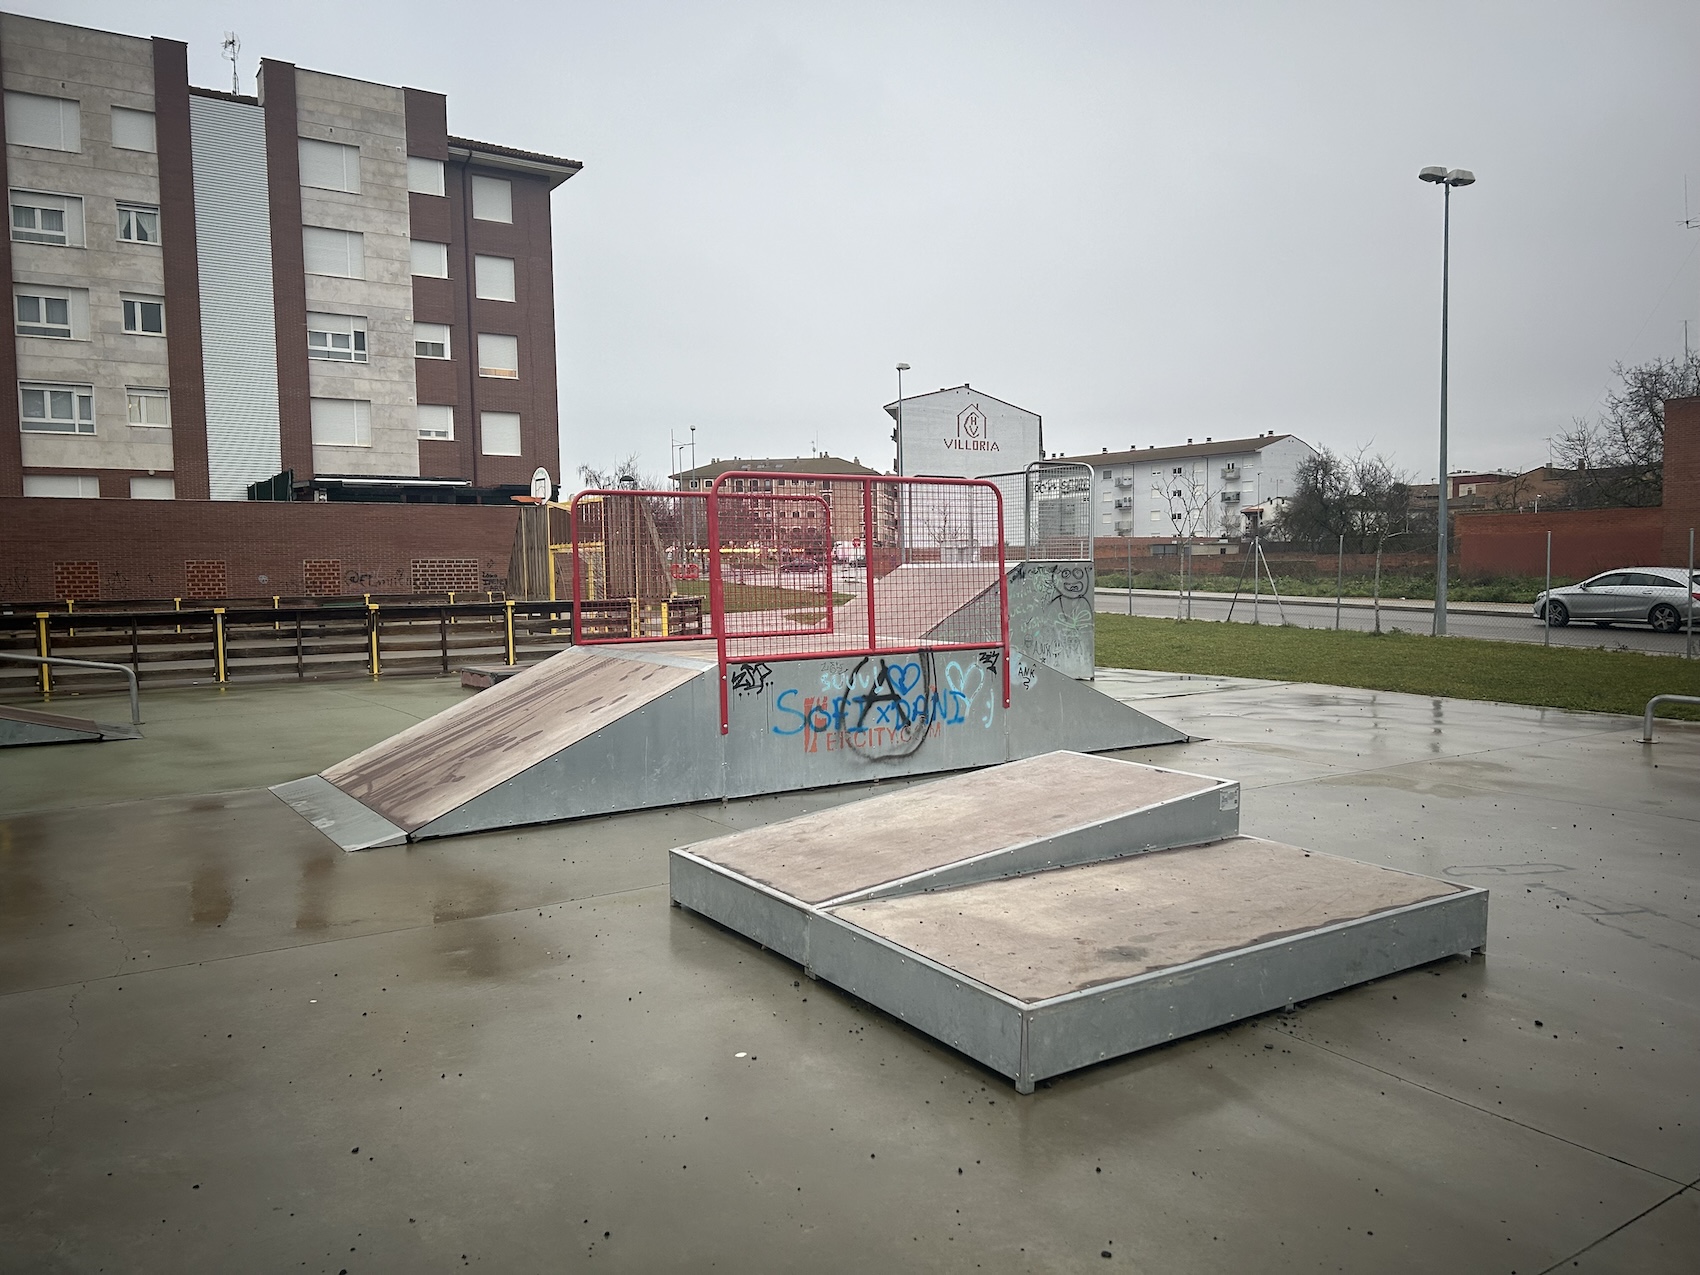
(0, 651, 141, 724)
(1639, 694, 1700, 744)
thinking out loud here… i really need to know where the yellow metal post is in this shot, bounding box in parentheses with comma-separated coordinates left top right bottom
(213, 607, 228, 682)
(173, 596, 182, 634)
(504, 599, 517, 665)
(660, 600, 670, 636)
(35, 612, 50, 695)
(629, 597, 639, 638)
(367, 603, 381, 677)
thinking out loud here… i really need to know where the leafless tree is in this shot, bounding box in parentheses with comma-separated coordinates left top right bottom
(1556, 352, 1700, 508)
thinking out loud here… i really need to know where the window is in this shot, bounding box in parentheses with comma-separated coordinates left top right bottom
(110, 107, 156, 152)
(417, 404, 454, 440)
(20, 383, 95, 434)
(477, 333, 518, 378)
(5, 92, 80, 151)
(122, 294, 165, 336)
(310, 398, 372, 448)
(471, 175, 512, 222)
(10, 190, 84, 246)
(475, 255, 516, 301)
(23, 474, 99, 498)
(130, 476, 175, 500)
(299, 138, 361, 193)
(410, 239, 449, 278)
(117, 202, 160, 244)
(407, 157, 445, 196)
(303, 226, 364, 278)
(1150, 509, 1163, 522)
(15, 287, 79, 339)
(481, 411, 521, 456)
(126, 387, 170, 426)
(306, 312, 368, 362)
(414, 322, 450, 358)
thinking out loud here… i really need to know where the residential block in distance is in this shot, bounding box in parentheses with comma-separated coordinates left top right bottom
(0, 11, 580, 504)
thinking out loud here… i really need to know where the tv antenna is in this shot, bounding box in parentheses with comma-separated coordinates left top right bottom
(221, 32, 241, 95)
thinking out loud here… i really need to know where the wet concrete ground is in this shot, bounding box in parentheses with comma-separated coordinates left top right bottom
(2, 673, 1696, 1272)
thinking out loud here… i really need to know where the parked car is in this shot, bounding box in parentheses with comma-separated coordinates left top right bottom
(1532, 567, 1699, 633)
(781, 557, 824, 573)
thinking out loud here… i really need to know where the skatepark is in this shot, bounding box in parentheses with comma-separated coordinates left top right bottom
(2, 473, 1695, 1270)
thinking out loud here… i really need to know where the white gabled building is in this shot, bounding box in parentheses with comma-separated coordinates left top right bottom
(1058, 432, 1318, 539)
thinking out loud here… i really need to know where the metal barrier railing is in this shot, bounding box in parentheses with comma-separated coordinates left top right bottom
(1639, 694, 1700, 744)
(0, 651, 141, 724)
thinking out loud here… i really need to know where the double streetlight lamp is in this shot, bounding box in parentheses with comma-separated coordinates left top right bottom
(1418, 164, 1475, 636)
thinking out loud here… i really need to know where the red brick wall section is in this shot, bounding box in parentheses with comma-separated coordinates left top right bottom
(154, 41, 211, 499)
(410, 558, 480, 592)
(0, 500, 521, 603)
(1455, 508, 1666, 579)
(185, 560, 228, 599)
(302, 559, 343, 596)
(1662, 396, 1699, 566)
(53, 562, 100, 602)
(261, 60, 314, 479)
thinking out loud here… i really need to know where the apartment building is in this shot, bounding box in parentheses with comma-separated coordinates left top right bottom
(0, 12, 579, 504)
(1060, 433, 1318, 538)
(672, 455, 898, 547)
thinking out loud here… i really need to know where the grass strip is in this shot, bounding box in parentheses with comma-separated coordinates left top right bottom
(673, 581, 851, 613)
(1096, 614, 1700, 720)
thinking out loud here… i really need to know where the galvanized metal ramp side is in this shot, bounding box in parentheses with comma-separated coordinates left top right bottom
(270, 775, 407, 851)
(811, 839, 1487, 1093)
(320, 645, 710, 834)
(0, 705, 140, 747)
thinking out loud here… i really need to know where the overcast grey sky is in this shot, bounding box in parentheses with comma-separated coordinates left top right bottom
(33, 1, 1700, 485)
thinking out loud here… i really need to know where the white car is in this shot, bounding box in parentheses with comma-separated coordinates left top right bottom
(1533, 567, 1698, 633)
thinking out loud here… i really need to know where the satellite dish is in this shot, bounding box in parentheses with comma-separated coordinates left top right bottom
(530, 467, 553, 501)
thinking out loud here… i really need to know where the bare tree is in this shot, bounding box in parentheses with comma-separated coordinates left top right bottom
(1556, 352, 1700, 508)
(1274, 447, 1415, 549)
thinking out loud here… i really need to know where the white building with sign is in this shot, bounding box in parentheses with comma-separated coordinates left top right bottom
(883, 383, 1042, 479)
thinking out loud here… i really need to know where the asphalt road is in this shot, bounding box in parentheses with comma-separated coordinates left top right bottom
(1094, 588, 1697, 655)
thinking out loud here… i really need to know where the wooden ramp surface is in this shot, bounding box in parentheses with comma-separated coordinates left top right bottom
(690, 752, 1215, 904)
(832, 838, 1463, 1002)
(323, 646, 708, 832)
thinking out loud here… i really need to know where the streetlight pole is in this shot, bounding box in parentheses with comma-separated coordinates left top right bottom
(1419, 165, 1474, 637)
(895, 363, 910, 563)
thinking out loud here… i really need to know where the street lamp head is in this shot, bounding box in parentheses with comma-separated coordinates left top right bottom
(896, 362, 910, 372)
(1445, 168, 1475, 187)
(1418, 166, 1448, 183)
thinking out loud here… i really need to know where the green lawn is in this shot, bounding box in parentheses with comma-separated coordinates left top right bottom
(1095, 570, 1569, 604)
(673, 580, 851, 613)
(1096, 614, 1700, 720)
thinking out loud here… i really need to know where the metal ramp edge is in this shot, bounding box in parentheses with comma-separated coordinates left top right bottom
(0, 705, 141, 747)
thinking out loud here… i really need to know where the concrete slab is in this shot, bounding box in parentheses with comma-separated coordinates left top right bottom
(1, 672, 1694, 1269)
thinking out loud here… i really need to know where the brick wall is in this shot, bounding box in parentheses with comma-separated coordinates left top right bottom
(0, 500, 520, 603)
(1455, 507, 1666, 579)
(1663, 396, 1699, 565)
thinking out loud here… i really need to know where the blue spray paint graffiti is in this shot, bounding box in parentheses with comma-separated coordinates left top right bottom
(771, 651, 1001, 751)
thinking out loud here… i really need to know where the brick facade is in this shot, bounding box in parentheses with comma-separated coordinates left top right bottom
(410, 558, 481, 592)
(184, 560, 228, 598)
(1662, 396, 1700, 566)
(1454, 507, 1666, 579)
(53, 561, 100, 601)
(0, 500, 519, 603)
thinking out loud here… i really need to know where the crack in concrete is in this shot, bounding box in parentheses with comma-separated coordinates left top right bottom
(1533, 1176, 1700, 1275)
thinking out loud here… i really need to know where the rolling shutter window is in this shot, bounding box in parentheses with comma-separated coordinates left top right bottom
(407, 157, 445, 196)
(303, 227, 364, 278)
(299, 138, 361, 193)
(481, 411, 521, 456)
(474, 255, 516, 301)
(476, 333, 519, 378)
(310, 398, 372, 447)
(5, 92, 80, 151)
(417, 404, 454, 440)
(23, 475, 100, 498)
(410, 239, 449, 278)
(130, 476, 176, 500)
(471, 175, 512, 222)
(111, 107, 156, 152)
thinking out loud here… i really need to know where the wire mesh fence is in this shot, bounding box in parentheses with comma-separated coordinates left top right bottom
(975, 462, 1094, 560)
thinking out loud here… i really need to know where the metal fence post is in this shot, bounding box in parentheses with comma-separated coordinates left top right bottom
(1544, 531, 1551, 648)
(1688, 528, 1695, 660)
(1126, 534, 1133, 615)
(213, 607, 228, 682)
(35, 611, 51, 695)
(1335, 534, 1344, 630)
(367, 603, 381, 677)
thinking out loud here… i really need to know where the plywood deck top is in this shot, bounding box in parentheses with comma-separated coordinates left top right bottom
(0, 705, 102, 733)
(830, 837, 1464, 1003)
(323, 647, 704, 831)
(685, 751, 1220, 904)
(871, 564, 1003, 640)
